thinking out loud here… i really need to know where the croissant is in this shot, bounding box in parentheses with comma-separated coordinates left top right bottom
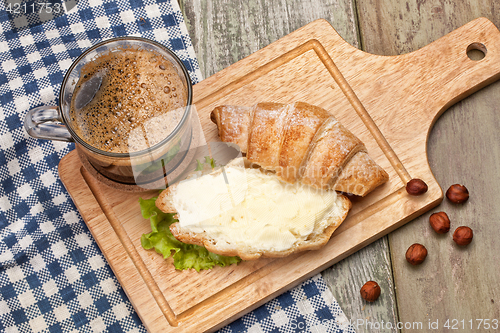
(210, 102, 389, 196)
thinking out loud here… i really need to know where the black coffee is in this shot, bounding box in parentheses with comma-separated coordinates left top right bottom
(70, 47, 188, 153)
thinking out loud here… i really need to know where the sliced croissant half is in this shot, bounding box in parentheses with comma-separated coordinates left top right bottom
(211, 102, 389, 196)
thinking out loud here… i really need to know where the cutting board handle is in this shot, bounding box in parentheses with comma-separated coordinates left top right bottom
(313, 17, 500, 184)
(340, 17, 500, 180)
(394, 17, 500, 129)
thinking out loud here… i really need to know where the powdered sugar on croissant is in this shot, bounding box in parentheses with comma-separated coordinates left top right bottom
(211, 102, 389, 196)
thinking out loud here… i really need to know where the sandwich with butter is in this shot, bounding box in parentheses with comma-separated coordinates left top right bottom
(156, 158, 351, 260)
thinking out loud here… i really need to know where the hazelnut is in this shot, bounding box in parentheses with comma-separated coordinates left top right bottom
(429, 212, 450, 234)
(405, 243, 427, 265)
(360, 281, 381, 302)
(406, 178, 428, 196)
(453, 226, 473, 246)
(446, 184, 469, 204)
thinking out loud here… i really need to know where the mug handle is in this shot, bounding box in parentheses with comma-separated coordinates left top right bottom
(24, 106, 73, 142)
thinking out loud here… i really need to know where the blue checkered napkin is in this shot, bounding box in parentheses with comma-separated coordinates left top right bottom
(0, 0, 355, 331)
(219, 275, 355, 333)
(0, 0, 201, 332)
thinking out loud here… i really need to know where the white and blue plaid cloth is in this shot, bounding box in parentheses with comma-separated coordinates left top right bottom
(0, 0, 356, 331)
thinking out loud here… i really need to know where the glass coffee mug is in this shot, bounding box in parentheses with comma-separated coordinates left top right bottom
(24, 37, 197, 189)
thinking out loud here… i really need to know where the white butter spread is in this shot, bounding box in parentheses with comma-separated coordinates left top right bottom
(172, 163, 344, 252)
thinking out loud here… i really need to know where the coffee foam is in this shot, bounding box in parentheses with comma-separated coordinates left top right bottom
(70, 47, 188, 153)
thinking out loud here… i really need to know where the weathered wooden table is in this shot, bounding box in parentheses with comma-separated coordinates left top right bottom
(179, 1, 500, 332)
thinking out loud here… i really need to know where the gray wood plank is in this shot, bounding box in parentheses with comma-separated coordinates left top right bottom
(180, 1, 400, 332)
(181, 0, 360, 78)
(356, 0, 500, 330)
(322, 240, 399, 333)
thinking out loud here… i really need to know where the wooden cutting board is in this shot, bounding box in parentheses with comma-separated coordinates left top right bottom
(59, 17, 500, 332)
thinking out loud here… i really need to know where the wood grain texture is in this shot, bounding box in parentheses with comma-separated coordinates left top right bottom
(322, 240, 399, 332)
(181, 0, 360, 78)
(356, 0, 500, 331)
(180, 1, 400, 331)
(60, 17, 500, 332)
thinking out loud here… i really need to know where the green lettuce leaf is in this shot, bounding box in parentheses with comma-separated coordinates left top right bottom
(140, 196, 241, 272)
(140, 141, 181, 175)
(195, 156, 216, 171)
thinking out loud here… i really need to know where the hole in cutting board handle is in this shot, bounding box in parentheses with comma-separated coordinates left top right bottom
(467, 42, 487, 61)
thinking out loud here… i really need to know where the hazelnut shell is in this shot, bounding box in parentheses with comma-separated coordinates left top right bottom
(360, 281, 381, 302)
(429, 212, 450, 234)
(453, 226, 473, 246)
(406, 179, 428, 196)
(406, 243, 427, 265)
(446, 184, 469, 204)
